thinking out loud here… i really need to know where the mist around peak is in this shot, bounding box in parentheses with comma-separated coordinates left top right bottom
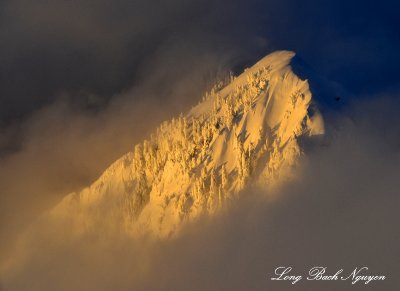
(2, 51, 400, 290)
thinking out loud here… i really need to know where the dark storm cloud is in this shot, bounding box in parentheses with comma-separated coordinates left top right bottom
(0, 0, 263, 122)
(1, 0, 399, 123)
(0, 0, 198, 120)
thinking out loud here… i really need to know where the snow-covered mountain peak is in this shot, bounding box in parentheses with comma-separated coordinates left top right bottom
(53, 50, 326, 238)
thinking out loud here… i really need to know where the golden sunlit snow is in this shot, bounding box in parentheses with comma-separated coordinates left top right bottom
(53, 51, 324, 238)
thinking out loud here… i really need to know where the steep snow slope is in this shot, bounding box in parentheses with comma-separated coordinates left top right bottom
(53, 51, 326, 237)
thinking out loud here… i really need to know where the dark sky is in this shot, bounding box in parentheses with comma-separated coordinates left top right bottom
(1, 0, 399, 123)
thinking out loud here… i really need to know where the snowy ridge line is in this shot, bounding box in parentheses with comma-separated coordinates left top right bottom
(53, 51, 325, 238)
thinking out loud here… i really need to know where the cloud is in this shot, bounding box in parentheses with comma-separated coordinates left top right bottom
(0, 0, 261, 121)
(0, 46, 234, 260)
(1, 96, 399, 290)
(2, 0, 398, 121)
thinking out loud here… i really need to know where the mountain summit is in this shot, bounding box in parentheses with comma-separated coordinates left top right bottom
(54, 51, 326, 237)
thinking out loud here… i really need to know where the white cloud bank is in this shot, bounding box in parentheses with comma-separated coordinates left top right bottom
(1, 95, 399, 291)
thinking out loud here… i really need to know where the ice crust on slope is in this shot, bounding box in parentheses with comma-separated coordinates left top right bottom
(54, 51, 326, 237)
